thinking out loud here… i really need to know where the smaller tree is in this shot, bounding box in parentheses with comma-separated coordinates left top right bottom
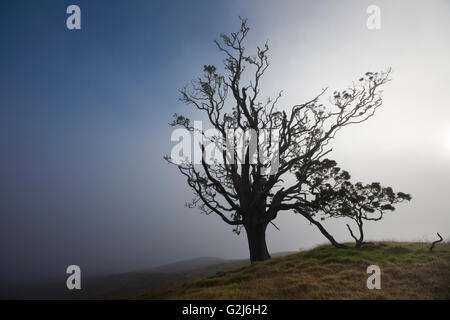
(314, 181, 411, 248)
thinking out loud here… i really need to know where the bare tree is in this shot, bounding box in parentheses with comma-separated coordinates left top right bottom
(166, 18, 393, 261)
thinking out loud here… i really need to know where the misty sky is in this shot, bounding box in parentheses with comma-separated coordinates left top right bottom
(1, 0, 449, 287)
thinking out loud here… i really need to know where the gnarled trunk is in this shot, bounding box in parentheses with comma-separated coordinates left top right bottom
(301, 211, 348, 249)
(346, 219, 364, 248)
(245, 222, 270, 262)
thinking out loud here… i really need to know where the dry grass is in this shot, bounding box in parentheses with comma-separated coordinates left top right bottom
(130, 242, 450, 300)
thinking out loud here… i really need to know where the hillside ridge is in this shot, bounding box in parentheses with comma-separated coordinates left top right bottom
(130, 242, 450, 300)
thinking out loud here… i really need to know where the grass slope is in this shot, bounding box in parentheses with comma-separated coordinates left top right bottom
(131, 242, 450, 300)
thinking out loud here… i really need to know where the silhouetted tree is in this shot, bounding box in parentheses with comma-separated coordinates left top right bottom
(166, 18, 396, 262)
(313, 182, 411, 248)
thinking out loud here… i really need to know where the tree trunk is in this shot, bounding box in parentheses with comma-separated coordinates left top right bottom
(245, 222, 270, 262)
(355, 218, 364, 248)
(300, 212, 348, 249)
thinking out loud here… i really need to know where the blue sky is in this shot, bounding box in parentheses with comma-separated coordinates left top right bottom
(0, 0, 260, 285)
(1, 0, 449, 287)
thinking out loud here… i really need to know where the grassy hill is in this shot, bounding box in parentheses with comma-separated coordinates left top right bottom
(130, 242, 450, 300)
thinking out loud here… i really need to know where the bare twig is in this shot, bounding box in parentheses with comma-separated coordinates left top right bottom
(270, 221, 280, 231)
(429, 233, 443, 252)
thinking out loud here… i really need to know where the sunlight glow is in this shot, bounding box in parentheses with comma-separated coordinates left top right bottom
(445, 130, 450, 153)
(447, 132, 450, 150)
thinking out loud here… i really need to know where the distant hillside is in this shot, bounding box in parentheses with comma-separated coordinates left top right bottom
(149, 257, 227, 273)
(130, 242, 450, 300)
(2, 253, 297, 299)
(1, 256, 247, 299)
